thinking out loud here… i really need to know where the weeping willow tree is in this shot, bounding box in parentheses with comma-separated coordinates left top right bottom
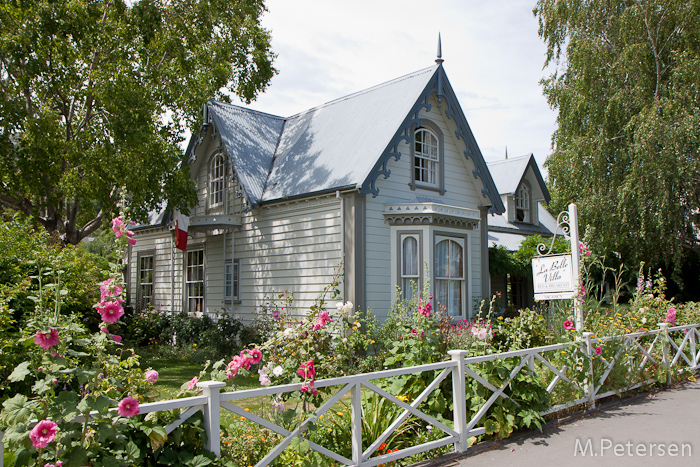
(534, 0, 700, 282)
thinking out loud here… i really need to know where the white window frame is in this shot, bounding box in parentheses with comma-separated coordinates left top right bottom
(209, 153, 226, 208)
(414, 128, 439, 186)
(186, 249, 205, 314)
(137, 251, 155, 311)
(434, 234, 466, 318)
(225, 259, 240, 303)
(516, 183, 531, 223)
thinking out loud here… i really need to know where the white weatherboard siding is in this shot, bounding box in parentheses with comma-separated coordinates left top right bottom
(233, 195, 343, 322)
(365, 94, 485, 319)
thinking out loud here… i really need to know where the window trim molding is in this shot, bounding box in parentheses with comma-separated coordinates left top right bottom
(136, 249, 155, 312)
(408, 120, 445, 195)
(225, 259, 241, 304)
(432, 230, 469, 319)
(396, 230, 423, 299)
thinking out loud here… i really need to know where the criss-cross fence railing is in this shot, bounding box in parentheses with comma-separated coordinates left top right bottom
(2, 323, 699, 467)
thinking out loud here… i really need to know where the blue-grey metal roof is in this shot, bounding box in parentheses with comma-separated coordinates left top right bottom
(192, 65, 504, 213)
(487, 154, 551, 203)
(208, 103, 286, 205)
(262, 66, 437, 202)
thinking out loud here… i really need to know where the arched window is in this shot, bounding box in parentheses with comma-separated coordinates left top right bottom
(210, 153, 226, 207)
(516, 183, 530, 223)
(400, 235, 419, 300)
(413, 128, 439, 186)
(435, 237, 464, 317)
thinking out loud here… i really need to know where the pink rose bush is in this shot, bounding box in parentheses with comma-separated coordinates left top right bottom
(665, 307, 677, 324)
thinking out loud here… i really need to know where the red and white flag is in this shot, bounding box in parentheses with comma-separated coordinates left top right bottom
(174, 211, 189, 251)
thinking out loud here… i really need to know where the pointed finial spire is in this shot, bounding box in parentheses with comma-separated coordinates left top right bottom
(436, 33, 444, 64)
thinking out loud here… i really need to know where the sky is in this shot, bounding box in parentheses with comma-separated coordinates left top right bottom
(230, 0, 559, 171)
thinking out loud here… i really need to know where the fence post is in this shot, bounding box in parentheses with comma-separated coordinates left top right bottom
(658, 323, 671, 385)
(582, 332, 595, 408)
(448, 350, 469, 452)
(689, 326, 697, 368)
(197, 381, 226, 457)
(351, 382, 363, 465)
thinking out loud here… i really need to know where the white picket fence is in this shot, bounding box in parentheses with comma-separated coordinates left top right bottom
(2, 323, 699, 467)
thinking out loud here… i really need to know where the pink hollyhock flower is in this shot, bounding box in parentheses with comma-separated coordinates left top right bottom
(477, 328, 488, 341)
(34, 328, 59, 349)
(46, 464, 56, 467)
(186, 376, 198, 390)
(112, 216, 125, 237)
(665, 307, 677, 324)
(145, 370, 159, 384)
(249, 348, 262, 365)
(127, 237, 137, 246)
(112, 334, 122, 343)
(117, 396, 140, 417)
(300, 383, 309, 392)
(30, 420, 58, 449)
(563, 320, 575, 330)
(101, 327, 109, 333)
(297, 360, 316, 379)
(258, 370, 271, 386)
(95, 300, 124, 324)
(311, 389, 319, 396)
(595, 346, 602, 355)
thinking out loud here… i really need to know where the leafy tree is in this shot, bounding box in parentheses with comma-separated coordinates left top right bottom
(534, 0, 700, 279)
(0, 0, 276, 244)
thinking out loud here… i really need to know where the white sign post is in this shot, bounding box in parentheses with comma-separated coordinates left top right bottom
(532, 203, 583, 331)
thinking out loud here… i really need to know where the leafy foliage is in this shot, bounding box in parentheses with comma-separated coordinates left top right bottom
(0, 0, 276, 244)
(534, 0, 700, 281)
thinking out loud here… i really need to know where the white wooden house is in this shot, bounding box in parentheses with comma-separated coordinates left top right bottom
(486, 154, 557, 310)
(129, 59, 505, 321)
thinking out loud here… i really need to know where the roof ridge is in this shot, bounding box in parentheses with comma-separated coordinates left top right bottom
(210, 101, 286, 121)
(285, 65, 438, 120)
(487, 154, 531, 166)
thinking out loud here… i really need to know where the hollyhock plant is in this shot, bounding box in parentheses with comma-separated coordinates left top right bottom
(100, 278, 123, 300)
(297, 360, 316, 380)
(186, 376, 198, 390)
(112, 216, 125, 237)
(29, 420, 58, 449)
(34, 328, 59, 349)
(117, 396, 140, 417)
(563, 319, 575, 330)
(665, 307, 677, 324)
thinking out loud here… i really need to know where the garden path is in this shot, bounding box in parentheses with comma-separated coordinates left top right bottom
(413, 380, 700, 467)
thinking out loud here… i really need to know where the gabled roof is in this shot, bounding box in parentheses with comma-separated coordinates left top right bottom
(190, 64, 505, 213)
(487, 154, 551, 203)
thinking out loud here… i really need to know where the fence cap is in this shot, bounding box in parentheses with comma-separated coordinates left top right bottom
(447, 350, 469, 358)
(196, 381, 227, 389)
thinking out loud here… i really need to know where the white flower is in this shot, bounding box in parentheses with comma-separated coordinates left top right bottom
(641, 317, 647, 324)
(283, 327, 294, 336)
(273, 366, 284, 377)
(342, 338, 348, 343)
(343, 302, 354, 312)
(477, 328, 488, 340)
(336, 301, 344, 311)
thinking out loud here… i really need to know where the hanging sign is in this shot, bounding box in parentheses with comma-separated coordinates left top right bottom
(532, 254, 575, 300)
